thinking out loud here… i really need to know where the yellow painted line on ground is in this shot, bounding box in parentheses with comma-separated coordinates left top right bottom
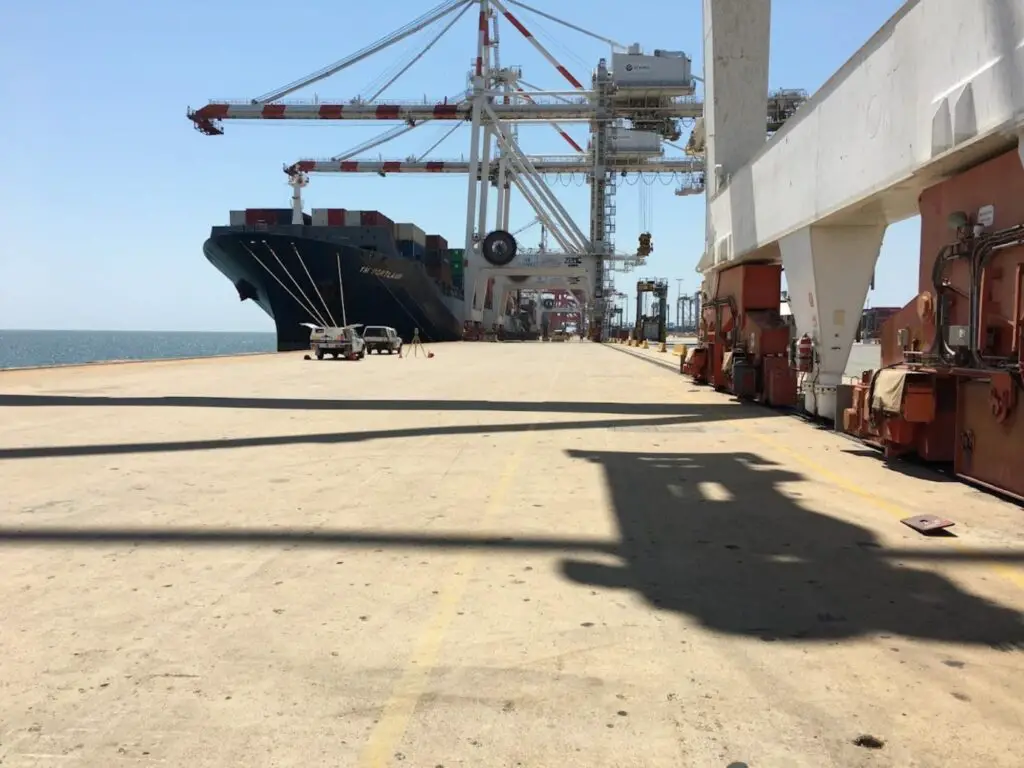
(358, 368, 561, 767)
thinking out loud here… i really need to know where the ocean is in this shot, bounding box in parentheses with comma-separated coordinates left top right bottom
(0, 329, 277, 370)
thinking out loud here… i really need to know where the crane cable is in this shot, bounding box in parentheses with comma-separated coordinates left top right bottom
(416, 121, 463, 161)
(364, 1, 473, 102)
(639, 181, 653, 233)
(255, 0, 469, 103)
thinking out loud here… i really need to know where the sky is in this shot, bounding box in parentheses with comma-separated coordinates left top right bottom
(0, 0, 920, 332)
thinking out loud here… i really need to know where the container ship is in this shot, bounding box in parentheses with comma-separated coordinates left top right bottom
(203, 207, 486, 351)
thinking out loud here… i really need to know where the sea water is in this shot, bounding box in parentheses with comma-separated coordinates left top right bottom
(0, 330, 276, 370)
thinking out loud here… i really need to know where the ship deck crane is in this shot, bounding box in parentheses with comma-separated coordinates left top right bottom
(186, 0, 706, 336)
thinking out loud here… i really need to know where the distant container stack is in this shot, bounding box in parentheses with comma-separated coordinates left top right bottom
(233, 208, 310, 226)
(395, 223, 427, 262)
(448, 248, 465, 296)
(311, 208, 349, 226)
(424, 235, 449, 285)
(360, 210, 394, 230)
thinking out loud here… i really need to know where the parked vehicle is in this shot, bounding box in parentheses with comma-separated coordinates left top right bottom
(362, 325, 404, 355)
(303, 323, 366, 360)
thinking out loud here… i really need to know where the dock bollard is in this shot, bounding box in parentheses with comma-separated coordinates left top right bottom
(642, 340, 649, 349)
(658, 342, 667, 353)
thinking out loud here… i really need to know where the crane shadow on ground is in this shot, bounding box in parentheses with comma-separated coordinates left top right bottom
(0, 393, 758, 418)
(2, 446, 1023, 648)
(559, 449, 1024, 648)
(0, 407, 764, 460)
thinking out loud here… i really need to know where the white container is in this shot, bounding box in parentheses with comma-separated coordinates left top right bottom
(229, 210, 246, 226)
(311, 208, 330, 226)
(344, 210, 362, 227)
(396, 223, 427, 246)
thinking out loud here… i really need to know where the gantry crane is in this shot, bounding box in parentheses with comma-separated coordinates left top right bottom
(634, 278, 669, 346)
(187, 0, 705, 337)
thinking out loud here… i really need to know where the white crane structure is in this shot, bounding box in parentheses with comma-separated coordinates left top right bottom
(188, 0, 707, 335)
(699, 0, 1024, 419)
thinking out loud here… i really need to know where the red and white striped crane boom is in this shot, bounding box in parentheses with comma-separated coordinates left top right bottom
(284, 157, 704, 176)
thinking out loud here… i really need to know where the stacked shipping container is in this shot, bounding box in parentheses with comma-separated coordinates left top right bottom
(308, 209, 395, 231)
(236, 209, 300, 226)
(395, 222, 427, 262)
(311, 208, 348, 226)
(424, 235, 448, 286)
(230, 206, 469, 303)
(448, 249, 464, 296)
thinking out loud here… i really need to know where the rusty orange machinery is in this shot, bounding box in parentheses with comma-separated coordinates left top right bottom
(681, 262, 798, 407)
(843, 148, 1024, 500)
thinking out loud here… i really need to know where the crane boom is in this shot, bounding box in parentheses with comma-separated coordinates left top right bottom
(188, 100, 700, 135)
(285, 157, 704, 175)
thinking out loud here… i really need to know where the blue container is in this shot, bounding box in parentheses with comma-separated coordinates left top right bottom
(396, 240, 426, 261)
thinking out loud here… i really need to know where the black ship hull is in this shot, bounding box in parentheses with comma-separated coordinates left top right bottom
(204, 226, 464, 351)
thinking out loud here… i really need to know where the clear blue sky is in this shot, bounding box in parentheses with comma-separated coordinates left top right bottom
(0, 0, 917, 332)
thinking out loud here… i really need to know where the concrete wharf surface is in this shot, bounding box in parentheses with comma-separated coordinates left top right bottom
(2, 341, 1023, 767)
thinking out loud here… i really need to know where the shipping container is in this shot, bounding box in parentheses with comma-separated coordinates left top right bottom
(424, 250, 443, 267)
(448, 248, 465, 272)
(425, 234, 449, 252)
(396, 240, 426, 261)
(396, 223, 427, 247)
(312, 208, 348, 226)
(360, 210, 395, 228)
(344, 210, 361, 227)
(244, 208, 292, 226)
(229, 210, 246, 226)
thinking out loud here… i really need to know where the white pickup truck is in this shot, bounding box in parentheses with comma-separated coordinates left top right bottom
(302, 323, 367, 360)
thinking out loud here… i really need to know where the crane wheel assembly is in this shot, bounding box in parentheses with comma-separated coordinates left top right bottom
(680, 262, 798, 410)
(481, 230, 518, 266)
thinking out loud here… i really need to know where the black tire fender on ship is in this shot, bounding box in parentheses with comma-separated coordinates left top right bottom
(481, 230, 518, 266)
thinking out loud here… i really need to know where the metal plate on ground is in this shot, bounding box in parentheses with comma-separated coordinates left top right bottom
(900, 514, 955, 534)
